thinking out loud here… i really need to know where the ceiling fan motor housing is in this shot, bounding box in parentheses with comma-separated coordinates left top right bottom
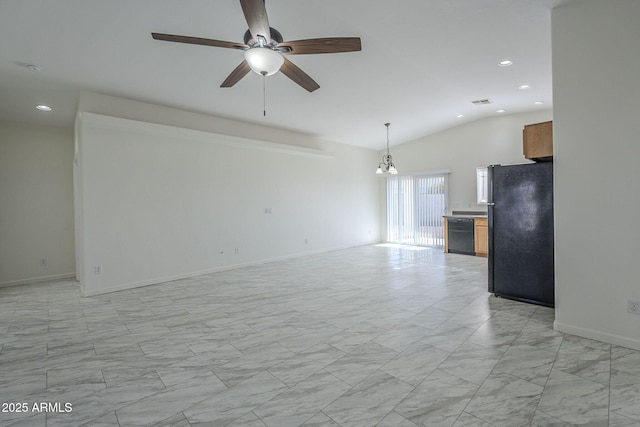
(243, 27, 284, 48)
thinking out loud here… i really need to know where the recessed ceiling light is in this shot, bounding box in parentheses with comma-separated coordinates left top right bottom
(456, 114, 464, 118)
(534, 101, 544, 105)
(518, 84, 530, 90)
(496, 109, 506, 113)
(36, 104, 52, 112)
(498, 60, 513, 67)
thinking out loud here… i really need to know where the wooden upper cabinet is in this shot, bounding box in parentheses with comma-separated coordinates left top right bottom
(523, 120, 553, 160)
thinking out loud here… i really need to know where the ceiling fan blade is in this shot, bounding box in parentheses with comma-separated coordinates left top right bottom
(280, 58, 320, 92)
(278, 37, 362, 55)
(152, 33, 248, 50)
(240, 0, 271, 44)
(220, 60, 252, 87)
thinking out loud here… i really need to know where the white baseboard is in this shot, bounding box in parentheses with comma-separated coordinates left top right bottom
(0, 272, 76, 289)
(81, 242, 377, 297)
(554, 320, 640, 351)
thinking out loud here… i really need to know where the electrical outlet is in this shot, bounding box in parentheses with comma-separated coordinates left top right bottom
(40, 258, 47, 267)
(628, 300, 640, 315)
(94, 265, 102, 275)
(234, 248, 239, 254)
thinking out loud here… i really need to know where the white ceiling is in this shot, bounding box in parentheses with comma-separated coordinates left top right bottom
(0, 0, 563, 150)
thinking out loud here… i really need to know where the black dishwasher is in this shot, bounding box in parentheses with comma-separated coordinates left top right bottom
(447, 218, 475, 255)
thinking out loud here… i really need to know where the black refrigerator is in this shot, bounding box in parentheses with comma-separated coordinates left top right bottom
(488, 162, 554, 307)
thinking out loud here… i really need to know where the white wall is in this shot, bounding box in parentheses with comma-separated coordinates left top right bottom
(552, 0, 640, 349)
(75, 94, 381, 296)
(77, 91, 331, 152)
(381, 110, 552, 217)
(0, 120, 75, 286)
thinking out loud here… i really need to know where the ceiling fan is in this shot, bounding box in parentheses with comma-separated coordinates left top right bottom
(151, 0, 361, 92)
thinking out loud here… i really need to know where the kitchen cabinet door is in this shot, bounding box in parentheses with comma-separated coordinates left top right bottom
(474, 218, 488, 257)
(523, 121, 553, 160)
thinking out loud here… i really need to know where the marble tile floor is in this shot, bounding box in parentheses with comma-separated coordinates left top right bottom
(1, 244, 639, 427)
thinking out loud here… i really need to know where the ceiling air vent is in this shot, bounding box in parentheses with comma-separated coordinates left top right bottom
(471, 99, 492, 105)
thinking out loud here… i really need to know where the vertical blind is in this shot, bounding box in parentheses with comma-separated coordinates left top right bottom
(386, 172, 448, 246)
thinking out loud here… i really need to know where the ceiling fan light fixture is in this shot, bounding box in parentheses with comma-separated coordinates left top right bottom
(244, 47, 284, 76)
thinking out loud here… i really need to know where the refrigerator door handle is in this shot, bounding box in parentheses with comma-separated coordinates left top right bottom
(487, 164, 497, 205)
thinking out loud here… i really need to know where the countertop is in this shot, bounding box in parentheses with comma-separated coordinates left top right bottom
(444, 211, 487, 219)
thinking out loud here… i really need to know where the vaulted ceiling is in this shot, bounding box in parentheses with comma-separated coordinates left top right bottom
(0, 0, 564, 149)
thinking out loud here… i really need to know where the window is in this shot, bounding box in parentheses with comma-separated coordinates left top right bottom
(386, 172, 449, 246)
(476, 166, 488, 204)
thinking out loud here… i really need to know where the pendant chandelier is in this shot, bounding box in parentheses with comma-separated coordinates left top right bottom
(376, 122, 398, 175)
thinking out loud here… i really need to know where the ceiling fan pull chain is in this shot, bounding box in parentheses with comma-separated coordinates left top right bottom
(262, 71, 267, 117)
